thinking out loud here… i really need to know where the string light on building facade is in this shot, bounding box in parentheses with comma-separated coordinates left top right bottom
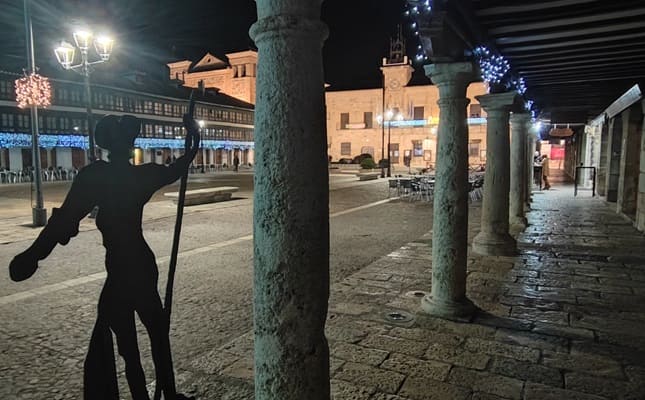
(404, 0, 432, 62)
(14, 72, 52, 109)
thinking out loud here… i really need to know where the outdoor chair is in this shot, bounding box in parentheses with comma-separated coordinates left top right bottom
(388, 179, 400, 197)
(399, 179, 412, 199)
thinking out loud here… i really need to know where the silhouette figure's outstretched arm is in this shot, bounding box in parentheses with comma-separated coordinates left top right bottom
(150, 115, 201, 190)
(9, 166, 97, 281)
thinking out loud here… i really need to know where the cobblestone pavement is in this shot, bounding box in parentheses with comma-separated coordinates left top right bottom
(3, 178, 645, 399)
(179, 186, 645, 400)
(1, 173, 437, 399)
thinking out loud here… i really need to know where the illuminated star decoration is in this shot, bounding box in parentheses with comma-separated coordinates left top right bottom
(473, 46, 537, 116)
(473, 46, 510, 86)
(15, 72, 52, 109)
(404, 0, 432, 63)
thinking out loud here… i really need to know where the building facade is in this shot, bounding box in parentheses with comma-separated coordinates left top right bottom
(167, 50, 257, 105)
(0, 70, 255, 172)
(325, 56, 489, 170)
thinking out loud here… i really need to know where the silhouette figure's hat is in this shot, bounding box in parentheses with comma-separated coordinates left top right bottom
(95, 115, 141, 151)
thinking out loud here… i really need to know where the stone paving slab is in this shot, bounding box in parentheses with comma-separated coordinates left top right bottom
(182, 186, 645, 399)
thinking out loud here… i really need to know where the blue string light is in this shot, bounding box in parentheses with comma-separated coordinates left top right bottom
(0, 133, 88, 149)
(0, 132, 254, 150)
(473, 46, 511, 85)
(405, 0, 432, 63)
(473, 46, 538, 116)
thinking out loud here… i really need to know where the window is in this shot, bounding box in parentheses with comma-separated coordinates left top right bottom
(469, 104, 481, 118)
(363, 112, 373, 129)
(154, 103, 163, 115)
(389, 143, 400, 164)
(413, 106, 424, 120)
(144, 124, 153, 137)
(340, 113, 349, 129)
(412, 140, 423, 157)
(1, 113, 14, 129)
(468, 140, 481, 157)
(340, 142, 351, 156)
(0, 80, 9, 96)
(360, 146, 374, 156)
(144, 101, 153, 113)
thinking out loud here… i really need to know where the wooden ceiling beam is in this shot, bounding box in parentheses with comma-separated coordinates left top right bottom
(501, 32, 645, 52)
(521, 66, 645, 79)
(511, 49, 645, 67)
(518, 58, 645, 74)
(507, 43, 645, 60)
(529, 75, 645, 86)
(475, 0, 599, 16)
(488, 7, 645, 35)
(496, 21, 645, 44)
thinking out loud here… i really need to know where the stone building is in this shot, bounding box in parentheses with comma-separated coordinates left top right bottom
(170, 45, 491, 172)
(580, 84, 645, 232)
(325, 58, 488, 170)
(167, 50, 258, 105)
(0, 70, 254, 172)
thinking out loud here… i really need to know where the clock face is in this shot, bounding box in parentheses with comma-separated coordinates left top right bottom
(388, 78, 401, 90)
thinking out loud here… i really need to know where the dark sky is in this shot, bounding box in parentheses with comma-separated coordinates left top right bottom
(0, 0, 426, 90)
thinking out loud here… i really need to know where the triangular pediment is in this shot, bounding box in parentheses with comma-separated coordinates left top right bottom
(192, 52, 227, 71)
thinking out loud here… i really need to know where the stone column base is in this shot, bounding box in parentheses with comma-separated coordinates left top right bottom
(510, 216, 528, 230)
(421, 294, 477, 319)
(472, 232, 517, 256)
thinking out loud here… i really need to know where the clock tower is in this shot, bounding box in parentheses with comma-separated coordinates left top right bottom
(381, 27, 414, 108)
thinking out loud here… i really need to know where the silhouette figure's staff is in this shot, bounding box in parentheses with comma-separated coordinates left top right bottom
(153, 92, 196, 400)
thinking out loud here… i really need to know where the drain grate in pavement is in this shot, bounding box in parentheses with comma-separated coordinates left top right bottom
(404, 290, 428, 298)
(384, 310, 415, 326)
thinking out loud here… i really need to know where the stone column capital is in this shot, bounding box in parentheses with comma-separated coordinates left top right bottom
(476, 91, 521, 114)
(510, 112, 531, 125)
(424, 62, 476, 89)
(255, 0, 323, 19)
(250, 14, 328, 45)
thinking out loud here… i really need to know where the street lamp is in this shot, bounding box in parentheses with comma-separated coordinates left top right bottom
(378, 110, 403, 177)
(19, 0, 50, 226)
(377, 109, 403, 177)
(55, 29, 114, 162)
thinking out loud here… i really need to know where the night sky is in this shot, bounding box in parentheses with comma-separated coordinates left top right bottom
(0, 0, 426, 90)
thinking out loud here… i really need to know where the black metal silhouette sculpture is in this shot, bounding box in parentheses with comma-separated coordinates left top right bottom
(9, 110, 200, 399)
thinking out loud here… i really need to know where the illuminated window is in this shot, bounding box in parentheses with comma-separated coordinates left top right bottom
(470, 104, 481, 118)
(413, 106, 424, 120)
(364, 112, 373, 129)
(468, 140, 481, 157)
(412, 140, 423, 157)
(340, 113, 349, 129)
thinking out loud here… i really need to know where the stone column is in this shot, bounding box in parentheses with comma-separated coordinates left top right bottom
(509, 112, 530, 229)
(249, 2, 330, 400)
(597, 122, 609, 196)
(605, 117, 623, 202)
(636, 100, 645, 231)
(525, 132, 535, 210)
(617, 104, 643, 216)
(472, 91, 519, 256)
(421, 62, 476, 318)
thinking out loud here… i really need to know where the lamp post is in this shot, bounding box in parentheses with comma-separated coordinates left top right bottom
(377, 109, 403, 177)
(55, 30, 114, 162)
(19, 0, 51, 226)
